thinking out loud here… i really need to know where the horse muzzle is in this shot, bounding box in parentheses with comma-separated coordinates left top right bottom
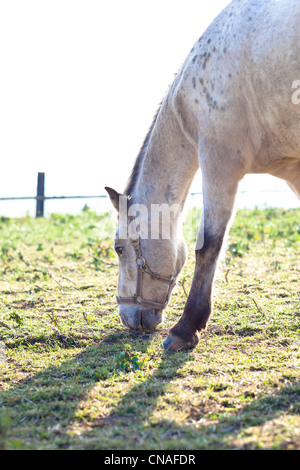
(118, 305, 163, 332)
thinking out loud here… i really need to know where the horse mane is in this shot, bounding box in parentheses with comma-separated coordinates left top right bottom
(124, 103, 162, 197)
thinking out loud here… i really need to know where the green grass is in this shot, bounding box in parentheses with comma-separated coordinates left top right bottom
(0, 206, 299, 450)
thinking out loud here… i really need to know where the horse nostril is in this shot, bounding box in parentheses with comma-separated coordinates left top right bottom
(119, 307, 163, 332)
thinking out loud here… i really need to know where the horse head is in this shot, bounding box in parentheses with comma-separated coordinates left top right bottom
(105, 187, 187, 332)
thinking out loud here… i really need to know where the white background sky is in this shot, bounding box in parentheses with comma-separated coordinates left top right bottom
(0, 0, 297, 216)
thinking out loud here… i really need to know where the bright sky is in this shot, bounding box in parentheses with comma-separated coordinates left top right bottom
(0, 0, 297, 216)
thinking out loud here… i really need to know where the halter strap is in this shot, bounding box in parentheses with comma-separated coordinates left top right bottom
(116, 236, 176, 310)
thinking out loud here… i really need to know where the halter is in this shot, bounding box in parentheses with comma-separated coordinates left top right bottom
(116, 236, 176, 310)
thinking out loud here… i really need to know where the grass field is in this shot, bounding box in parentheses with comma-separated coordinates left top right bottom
(0, 206, 299, 450)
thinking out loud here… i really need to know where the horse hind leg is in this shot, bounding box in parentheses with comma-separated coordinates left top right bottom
(274, 160, 300, 200)
(163, 159, 242, 351)
(287, 181, 300, 199)
(286, 162, 300, 199)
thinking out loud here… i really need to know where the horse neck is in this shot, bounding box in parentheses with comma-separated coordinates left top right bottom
(130, 97, 199, 212)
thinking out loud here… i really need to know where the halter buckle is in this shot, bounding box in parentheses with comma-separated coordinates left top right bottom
(136, 256, 146, 268)
(133, 295, 143, 304)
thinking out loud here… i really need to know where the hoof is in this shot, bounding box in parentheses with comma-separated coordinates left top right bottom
(162, 332, 200, 352)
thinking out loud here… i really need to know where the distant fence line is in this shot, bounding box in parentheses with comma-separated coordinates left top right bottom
(0, 172, 293, 218)
(0, 173, 108, 218)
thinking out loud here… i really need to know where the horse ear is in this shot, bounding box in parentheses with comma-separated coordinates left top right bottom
(105, 187, 122, 212)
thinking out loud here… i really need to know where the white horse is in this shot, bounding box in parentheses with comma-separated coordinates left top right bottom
(106, 0, 300, 351)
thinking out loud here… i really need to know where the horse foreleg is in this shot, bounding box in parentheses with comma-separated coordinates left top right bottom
(286, 164, 300, 199)
(163, 166, 240, 351)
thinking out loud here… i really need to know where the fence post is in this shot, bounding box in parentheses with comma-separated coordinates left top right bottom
(36, 172, 45, 218)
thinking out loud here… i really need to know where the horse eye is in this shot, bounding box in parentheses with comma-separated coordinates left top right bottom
(115, 246, 123, 256)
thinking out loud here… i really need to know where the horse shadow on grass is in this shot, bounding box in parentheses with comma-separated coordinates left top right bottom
(1, 330, 299, 449)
